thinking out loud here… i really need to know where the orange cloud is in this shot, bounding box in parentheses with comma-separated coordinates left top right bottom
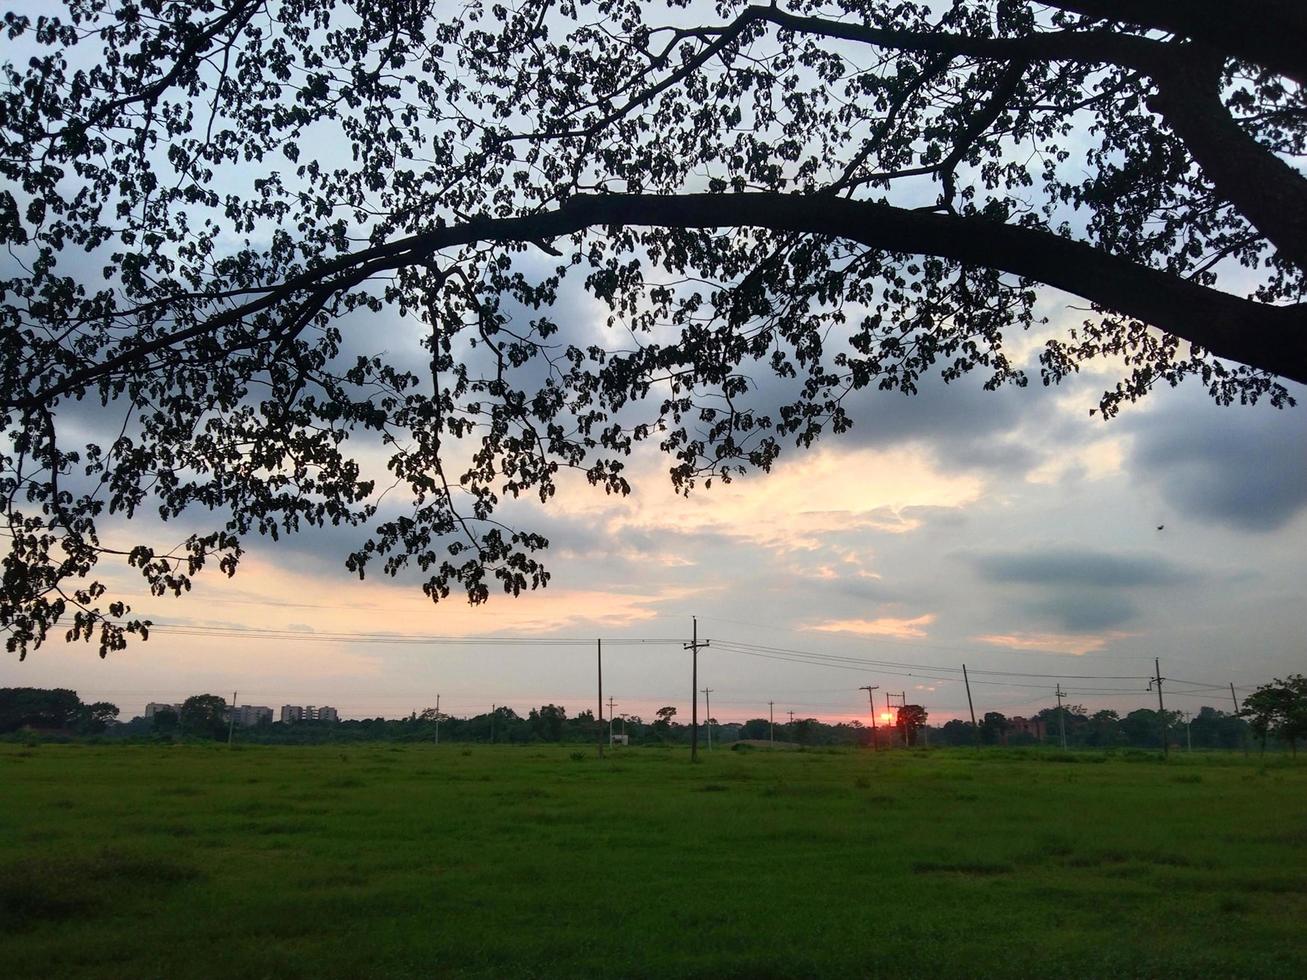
(806, 613, 936, 639)
(972, 631, 1132, 656)
(121, 554, 703, 638)
(548, 445, 983, 555)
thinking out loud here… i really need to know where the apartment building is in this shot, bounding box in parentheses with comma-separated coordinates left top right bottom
(228, 704, 273, 727)
(280, 704, 340, 723)
(280, 704, 304, 723)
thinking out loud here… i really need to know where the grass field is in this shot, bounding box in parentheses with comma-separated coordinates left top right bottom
(2, 743, 1305, 978)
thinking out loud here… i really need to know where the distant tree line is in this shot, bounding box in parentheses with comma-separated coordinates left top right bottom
(7, 678, 1305, 753)
(932, 705, 1251, 750)
(108, 699, 928, 747)
(0, 687, 118, 735)
(930, 678, 1307, 754)
(188, 705, 881, 747)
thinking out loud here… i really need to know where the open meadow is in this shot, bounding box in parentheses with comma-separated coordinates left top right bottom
(2, 743, 1305, 978)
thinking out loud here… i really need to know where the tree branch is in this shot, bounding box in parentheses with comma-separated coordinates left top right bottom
(702, 7, 1307, 277)
(18, 193, 1307, 408)
(937, 59, 1029, 211)
(1041, 0, 1307, 85)
(1148, 47, 1307, 274)
(753, 5, 1162, 70)
(49, 0, 262, 147)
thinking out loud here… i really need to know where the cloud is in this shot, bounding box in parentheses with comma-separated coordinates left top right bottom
(968, 547, 1194, 588)
(1124, 388, 1307, 532)
(131, 554, 704, 637)
(548, 443, 985, 557)
(734, 364, 1053, 477)
(964, 546, 1196, 633)
(806, 613, 935, 639)
(1021, 593, 1139, 632)
(973, 631, 1132, 656)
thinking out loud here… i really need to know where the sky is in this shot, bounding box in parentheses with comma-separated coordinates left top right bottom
(8, 278, 1305, 726)
(4, 3, 1305, 727)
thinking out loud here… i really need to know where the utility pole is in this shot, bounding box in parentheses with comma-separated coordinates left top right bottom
(607, 697, 616, 747)
(701, 688, 713, 750)
(435, 692, 441, 745)
(1151, 658, 1168, 758)
(788, 709, 794, 725)
(962, 664, 979, 748)
(859, 685, 880, 751)
(769, 701, 774, 745)
(684, 617, 709, 762)
(1182, 711, 1192, 752)
(1231, 682, 1247, 757)
(1054, 684, 1068, 750)
(490, 704, 496, 744)
(597, 638, 604, 759)
(227, 690, 237, 747)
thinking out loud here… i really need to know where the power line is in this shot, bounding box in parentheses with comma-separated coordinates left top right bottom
(692, 612, 1172, 661)
(713, 643, 1151, 691)
(713, 638, 1152, 680)
(143, 620, 1250, 693)
(147, 623, 684, 646)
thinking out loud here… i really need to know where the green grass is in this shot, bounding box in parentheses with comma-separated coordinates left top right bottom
(2, 744, 1304, 978)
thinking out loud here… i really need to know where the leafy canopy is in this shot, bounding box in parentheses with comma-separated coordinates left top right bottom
(2, 1, 1305, 657)
(1240, 674, 1307, 752)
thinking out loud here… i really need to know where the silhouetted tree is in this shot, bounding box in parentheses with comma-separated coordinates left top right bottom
(179, 694, 228, 740)
(1242, 675, 1307, 755)
(653, 707, 678, 737)
(152, 708, 179, 736)
(0, 687, 83, 731)
(792, 717, 817, 745)
(897, 705, 929, 746)
(938, 719, 973, 747)
(1188, 705, 1247, 749)
(528, 704, 567, 742)
(979, 711, 1010, 745)
(1084, 709, 1124, 748)
(75, 701, 119, 734)
(5, 1, 1306, 657)
(1120, 708, 1174, 748)
(1039, 703, 1090, 744)
(740, 718, 770, 741)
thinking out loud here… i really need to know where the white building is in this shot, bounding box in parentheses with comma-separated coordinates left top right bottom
(144, 702, 183, 719)
(228, 704, 273, 727)
(280, 704, 339, 723)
